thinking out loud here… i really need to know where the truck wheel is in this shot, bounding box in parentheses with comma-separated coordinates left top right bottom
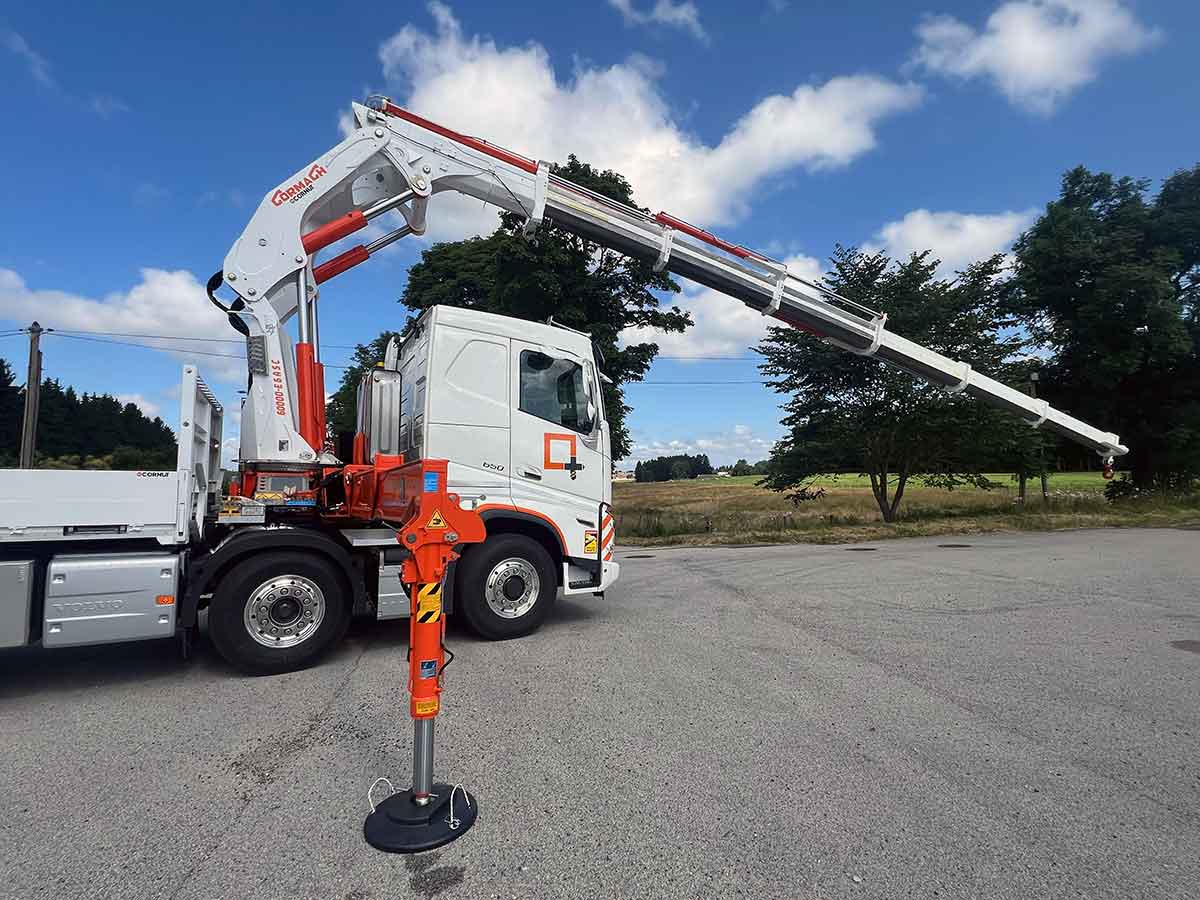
(208, 551, 350, 675)
(456, 534, 556, 640)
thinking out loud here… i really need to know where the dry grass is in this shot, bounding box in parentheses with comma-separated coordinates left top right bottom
(612, 473, 1200, 546)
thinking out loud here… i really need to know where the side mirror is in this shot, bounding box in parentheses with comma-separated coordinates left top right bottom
(585, 399, 598, 432)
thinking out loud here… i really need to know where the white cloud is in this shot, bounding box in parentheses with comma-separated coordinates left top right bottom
(3, 30, 130, 115)
(866, 208, 1036, 275)
(629, 422, 781, 464)
(116, 393, 162, 419)
(132, 182, 171, 206)
(2, 29, 53, 87)
(377, 3, 922, 240)
(622, 254, 823, 357)
(608, 0, 708, 43)
(911, 0, 1162, 114)
(0, 268, 245, 381)
(89, 94, 130, 118)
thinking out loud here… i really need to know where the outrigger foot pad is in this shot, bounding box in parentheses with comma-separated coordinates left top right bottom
(363, 784, 478, 853)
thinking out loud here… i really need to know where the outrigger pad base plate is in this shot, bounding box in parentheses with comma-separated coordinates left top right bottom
(363, 783, 478, 854)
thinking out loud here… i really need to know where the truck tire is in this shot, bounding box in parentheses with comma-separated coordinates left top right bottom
(456, 534, 556, 640)
(208, 551, 351, 675)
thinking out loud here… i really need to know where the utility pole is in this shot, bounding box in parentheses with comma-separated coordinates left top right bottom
(1030, 371, 1049, 505)
(18, 321, 44, 469)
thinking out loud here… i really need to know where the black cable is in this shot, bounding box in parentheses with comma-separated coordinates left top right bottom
(48, 332, 248, 360)
(23, 326, 763, 362)
(54, 328, 244, 343)
(206, 270, 250, 337)
(439, 641, 456, 678)
(205, 270, 230, 314)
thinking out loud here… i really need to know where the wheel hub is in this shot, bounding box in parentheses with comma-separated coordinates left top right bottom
(484, 558, 539, 619)
(271, 596, 301, 625)
(502, 575, 526, 601)
(244, 575, 326, 649)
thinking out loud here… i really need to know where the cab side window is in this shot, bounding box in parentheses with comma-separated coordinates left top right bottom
(519, 351, 591, 433)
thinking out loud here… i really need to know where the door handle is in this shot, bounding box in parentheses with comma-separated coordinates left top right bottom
(517, 466, 543, 480)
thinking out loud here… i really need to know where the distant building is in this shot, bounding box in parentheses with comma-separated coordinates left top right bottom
(613, 469, 635, 481)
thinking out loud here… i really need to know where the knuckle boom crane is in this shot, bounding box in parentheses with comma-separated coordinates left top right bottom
(207, 97, 1122, 851)
(0, 94, 1126, 854)
(215, 96, 1126, 480)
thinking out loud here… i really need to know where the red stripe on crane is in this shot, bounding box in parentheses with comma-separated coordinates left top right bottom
(653, 212, 770, 263)
(381, 102, 538, 175)
(313, 245, 370, 284)
(301, 210, 368, 255)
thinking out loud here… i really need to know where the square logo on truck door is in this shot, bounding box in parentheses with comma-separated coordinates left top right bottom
(543, 433, 585, 481)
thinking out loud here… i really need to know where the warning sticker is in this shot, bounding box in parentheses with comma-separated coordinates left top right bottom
(583, 530, 598, 554)
(414, 698, 439, 716)
(425, 509, 447, 529)
(417, 582, 442, 624)
(419, 659, 438, 679)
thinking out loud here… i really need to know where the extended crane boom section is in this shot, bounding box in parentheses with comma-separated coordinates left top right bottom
(220, 98, 1126, 469)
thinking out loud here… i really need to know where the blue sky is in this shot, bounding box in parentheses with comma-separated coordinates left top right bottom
(1, 0, 1196, 466)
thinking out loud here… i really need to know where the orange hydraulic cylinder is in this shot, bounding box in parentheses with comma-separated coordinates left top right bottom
(294, 342, 321, 453)
(314, 360, 327, 451)
(408, 577, 445, 719)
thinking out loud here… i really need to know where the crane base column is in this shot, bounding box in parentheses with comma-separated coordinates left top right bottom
(364, 784, 478, 853)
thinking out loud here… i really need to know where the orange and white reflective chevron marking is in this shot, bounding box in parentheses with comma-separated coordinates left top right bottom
(601, 512, 615, 561)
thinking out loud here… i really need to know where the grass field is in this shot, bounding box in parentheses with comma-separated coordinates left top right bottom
(613, 472, 1200, 545)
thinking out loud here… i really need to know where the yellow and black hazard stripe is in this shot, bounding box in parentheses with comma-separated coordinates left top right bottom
(416, 582, 443, 624)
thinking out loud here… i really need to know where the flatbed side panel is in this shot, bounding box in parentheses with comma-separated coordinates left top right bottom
(0, 560, 33, 648)
(0, 470, 184, 544)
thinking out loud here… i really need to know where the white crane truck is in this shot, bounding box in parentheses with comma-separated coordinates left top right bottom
(0, 97, 1128, 677)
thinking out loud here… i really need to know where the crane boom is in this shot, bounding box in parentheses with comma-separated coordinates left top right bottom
(217, 97, 1126, 469)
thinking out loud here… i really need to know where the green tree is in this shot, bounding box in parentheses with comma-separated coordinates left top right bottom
(0, 357, 21, 464)
(1010, 165, 1200, 488)
(633, 453, 712, 482)
(758, 247, 1021, 522)
(327, 156, 691, 460)
(2, 372, 175, 469)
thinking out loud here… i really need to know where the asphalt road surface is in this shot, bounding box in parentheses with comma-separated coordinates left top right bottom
(2, 528, 1198, 900)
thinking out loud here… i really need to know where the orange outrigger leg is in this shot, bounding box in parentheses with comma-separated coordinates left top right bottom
(363, 459, 487, 853)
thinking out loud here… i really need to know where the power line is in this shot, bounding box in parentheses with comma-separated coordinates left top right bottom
(53, 328, 245, 344)
(49, 332, 249, 360)
(30, 327, 763, 381)
(46, 331, 357, 370)
(37, 328, 763, 362)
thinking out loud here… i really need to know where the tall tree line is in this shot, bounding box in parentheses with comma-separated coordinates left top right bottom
(0, 358, 176, 468)
(634, 454, 714, 482)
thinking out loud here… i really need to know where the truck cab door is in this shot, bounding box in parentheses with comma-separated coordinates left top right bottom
(509, 340, 605, 561)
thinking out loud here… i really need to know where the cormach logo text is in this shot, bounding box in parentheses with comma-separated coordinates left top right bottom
(271, 164, 328, 206)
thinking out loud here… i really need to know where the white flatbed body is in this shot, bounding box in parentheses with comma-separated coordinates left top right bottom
(0, 366, 222, 546)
